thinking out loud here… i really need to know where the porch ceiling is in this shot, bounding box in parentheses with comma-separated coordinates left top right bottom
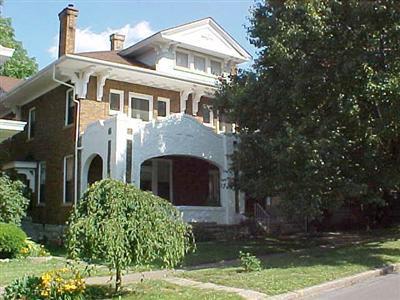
(0, 119, 26, 143)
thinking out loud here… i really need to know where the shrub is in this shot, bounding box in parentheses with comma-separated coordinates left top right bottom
(239, 251, 262, 272)
(19, 238, 50, 258)
(0, 173, 29, 225)
(3, 268, 85, 300)
(4, 275, 42, 300)
(0, 222, 27, 258)
(66, 179, 195, 291)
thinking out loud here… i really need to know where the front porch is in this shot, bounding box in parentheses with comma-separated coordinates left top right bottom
(80, 113, 245, 224)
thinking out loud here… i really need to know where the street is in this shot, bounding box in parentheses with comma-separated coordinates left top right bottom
(310, 273, 400, 300)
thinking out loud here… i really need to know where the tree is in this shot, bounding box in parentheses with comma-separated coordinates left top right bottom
(0, 173, 29, 225)
(66, 179, 195, 292)
(0, 1, 37, 78)
(216, 1, 400, 223)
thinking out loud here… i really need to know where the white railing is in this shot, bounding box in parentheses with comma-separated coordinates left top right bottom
(254, 202, 271, 231)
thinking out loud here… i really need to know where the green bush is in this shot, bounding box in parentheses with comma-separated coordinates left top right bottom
(0, 173, 29, 225)
(66, 179, 195, 291)
(4, 275, 42, 300)
(239, 251, 262, 272)
(0, 222, 27, 258)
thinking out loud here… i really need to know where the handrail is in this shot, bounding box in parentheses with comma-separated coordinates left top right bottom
(254, 202, 271, 230)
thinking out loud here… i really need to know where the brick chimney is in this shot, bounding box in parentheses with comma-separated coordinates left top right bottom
(58, 4, 79, 57)
(110, 33, 125, 51)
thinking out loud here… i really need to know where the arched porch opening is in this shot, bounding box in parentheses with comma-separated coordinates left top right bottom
(139, 155, 221, 206)
(87, 155, 103, 187)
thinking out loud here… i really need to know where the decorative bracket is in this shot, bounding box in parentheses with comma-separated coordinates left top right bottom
(58, 65, 96, 99)
(96, 68, 112, 101)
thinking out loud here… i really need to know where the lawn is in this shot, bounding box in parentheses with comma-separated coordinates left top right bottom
(181, 235, 400, 296)
(86, 280, 241, 299)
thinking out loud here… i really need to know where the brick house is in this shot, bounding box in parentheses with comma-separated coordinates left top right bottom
(0, 5, 251, 226)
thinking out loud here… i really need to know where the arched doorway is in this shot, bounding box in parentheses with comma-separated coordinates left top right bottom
(87, 155, 103, 186)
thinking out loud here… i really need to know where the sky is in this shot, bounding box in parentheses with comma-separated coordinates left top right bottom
(2, 0, 258, 69)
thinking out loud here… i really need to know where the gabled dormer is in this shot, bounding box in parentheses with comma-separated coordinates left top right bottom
(119, 18, 251, 81)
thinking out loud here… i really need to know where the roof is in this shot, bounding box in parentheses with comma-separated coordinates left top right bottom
(0, 76, 23, 93)
(75, 50, 154, 70)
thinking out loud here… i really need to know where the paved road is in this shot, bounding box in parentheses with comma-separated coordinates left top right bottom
(311, 273, 400, 300)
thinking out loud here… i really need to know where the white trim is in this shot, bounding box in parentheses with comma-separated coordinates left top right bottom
(109, 89, 124, 115)
(64, 88, 74, 126)
(27, 107, 36, 140)
(157, 97, 170, 118)
(63, 155, 74, 204)
(128, 92, 153, 121)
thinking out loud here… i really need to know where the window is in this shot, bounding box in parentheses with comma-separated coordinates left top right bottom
(38, 162, 46, 205)
(65, 89, 75, 126)
(126, 140, 132, 183)
(109, 90, 124, 115)
(28, 107, 36, 139)
(208, 169, 220, 206)
(202, 104, 212, 124)
(211, 60, 222, 75)
(63, 155, 74, 204)
(157, 97, 170, 118)
(140, 159, 172, 202)
(176, 51, 189, 68)
(129, 93, 153, 121)
(194, 55, 206, 72)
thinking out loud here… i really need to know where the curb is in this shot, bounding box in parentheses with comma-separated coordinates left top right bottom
(268, 263, 400, 300)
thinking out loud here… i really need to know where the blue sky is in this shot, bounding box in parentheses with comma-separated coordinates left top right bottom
(2, 0, 257, 69)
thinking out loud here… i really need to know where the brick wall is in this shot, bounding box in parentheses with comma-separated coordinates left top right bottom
(0, 85, 75, 224)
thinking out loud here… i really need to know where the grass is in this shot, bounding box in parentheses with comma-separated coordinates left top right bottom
(0, 258, 110, 286)
(86, 280, 241, 299)
(181, 236, 400, 296)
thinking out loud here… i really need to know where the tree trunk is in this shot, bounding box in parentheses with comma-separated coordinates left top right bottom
(115, 266, 122, 293)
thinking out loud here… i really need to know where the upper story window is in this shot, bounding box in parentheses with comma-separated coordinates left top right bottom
(129, 93, 153, 121)
(176, 51, 189, 68)
(65, 89, 75, 126)
(194, 55, 206, 72)
(211, 60, 222, 76)
(157, 97, 170, 118)
(28, 107, 36, 139)
(109, 89, 124, 115)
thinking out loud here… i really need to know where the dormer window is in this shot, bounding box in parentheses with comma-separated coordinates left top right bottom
(176, 51, 189, 68)
(211, 60, 222, 76)
(194, 55, 206, 72)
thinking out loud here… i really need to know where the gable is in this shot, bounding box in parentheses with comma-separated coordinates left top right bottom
(162, 21, 248, 60)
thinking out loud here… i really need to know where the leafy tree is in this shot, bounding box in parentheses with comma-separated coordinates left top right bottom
(66, 179, 195, 292)
(216, 0, 400, 223)
(0, 173, 29, 225)
(0, 1, 37, 78)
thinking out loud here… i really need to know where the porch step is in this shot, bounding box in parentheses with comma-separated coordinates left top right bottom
(191, 222, 251, 242)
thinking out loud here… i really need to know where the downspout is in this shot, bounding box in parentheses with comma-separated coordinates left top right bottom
(52, 65, 80, 206)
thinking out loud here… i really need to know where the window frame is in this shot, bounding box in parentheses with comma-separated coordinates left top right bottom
(201, 104, 214, 127)
(109, 89, 124, 115)
(128, 92, 153, 121)
(210, 59, 223, 76)
(65, 88, 75, 127)
(193, 54, 207, 73)
(27, 107, 36, 140)
(175, 51, 190, 69)
(63, 155, 74, 205)
(157, 97, 170, 118)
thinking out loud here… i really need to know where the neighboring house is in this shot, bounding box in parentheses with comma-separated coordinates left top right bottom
(0, 45, 26, 142)
(0, 5, 251, 226)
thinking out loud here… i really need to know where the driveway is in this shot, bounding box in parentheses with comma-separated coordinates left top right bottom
(310, 273, 400, 300)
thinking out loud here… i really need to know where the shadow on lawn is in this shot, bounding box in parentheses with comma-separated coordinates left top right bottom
(261, 238, 400, 271)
